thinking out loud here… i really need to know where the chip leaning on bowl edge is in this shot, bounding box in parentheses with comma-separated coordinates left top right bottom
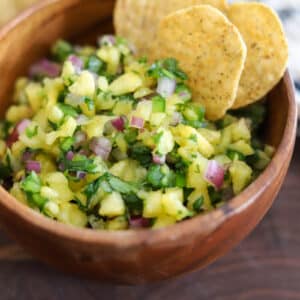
(152, 5, 247, 120)
(228, 2, 289, 109)
(114, 0, 229, 56)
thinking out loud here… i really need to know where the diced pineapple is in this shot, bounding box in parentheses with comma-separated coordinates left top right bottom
(10, 183, 27, 205)
(97, 46, 120, 74)
(99, 192, 126, 217)
(186, 155, 208, 188)
(40, 186, 59, 202)
(228, 140, 254, 156)
(25, 82, 44, 112)
(156, 128, 174, 155)
(44, 78, 64, 110)
(69, 71, 96, 98)
(115, 133, 128, 154)
(214, 154, 232, 166)
(44, 201, 60, 218)
(58, 203, 88, 228)
(45, 117, 77, 145)
(216, 126, 232, 154)
(231, 118, 251, 142)
(198, 128, 221, 145)
(187, 185, 212, 211)
(133, 100, 152, 121)
(109, 72, 143, 96)
(133, 87, 153, 99)
(83, 116, 114, 139)
(97, 76, 109, 91)
(95, 93, 116, 111)
(264, 145, 275, 158)
(150, 112, 167, 127)
(45, 172, 74, 202)
(48, 105, 64, 124)
(161, 188, 190, 221)
(113, 100, 133, 116)
(62, 61, 76, 83)
(172, 124, 214, 158)
(140, 190, 163, 218)
(229, 160, 252, 194)
(105, 216, 128, 230)
(5, 105, 32, 123)
(110, 159, 147, 182)
(152, 215, 177, 229)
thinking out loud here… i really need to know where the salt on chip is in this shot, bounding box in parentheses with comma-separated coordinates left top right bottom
(154, 5, 246, 120)
(114, 0, 229, 56)
(228, 2, 288, 109)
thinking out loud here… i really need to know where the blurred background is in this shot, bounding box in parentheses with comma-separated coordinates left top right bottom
(1, 0, 300, 114)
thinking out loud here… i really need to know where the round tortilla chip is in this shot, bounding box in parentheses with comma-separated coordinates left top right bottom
(113, 0, 229, 56)
(228, 3, 288, 109)
(154, 5, 246, 120)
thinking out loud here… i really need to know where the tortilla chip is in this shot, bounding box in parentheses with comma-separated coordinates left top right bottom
(154, 5, 246, 120)
(228, 3, 288, 109)
(114, 0, 228, 56)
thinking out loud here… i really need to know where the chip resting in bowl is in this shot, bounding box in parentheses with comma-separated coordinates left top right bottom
(152, 5, 247, 120)
(228, 2, 288, 109)
(114, 0, 228, 56)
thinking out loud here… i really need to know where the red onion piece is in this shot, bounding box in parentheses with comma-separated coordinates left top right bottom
(152, 154, 166, 165)
(25, 160, 41, 173)
(156, 77, 176, 98)
(76, 171, 86, 180)
(29, 59, 61, 78)
(76, 114, 89, 126)
(129, 216, 150, 229)
(68, 55, 83, 72)
(205, 160, 225, 190)
(22, 150, 34, 162)
(6, 119, 31, 147)
(130, 116, 144, 129)
(89, 137, 112, 160)
(111, 117, 125, 132)
(98, 35, 116, 46)
(66, 151, 74, 161)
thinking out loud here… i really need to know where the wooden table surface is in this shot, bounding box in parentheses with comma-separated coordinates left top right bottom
(0, 138, 298, 300)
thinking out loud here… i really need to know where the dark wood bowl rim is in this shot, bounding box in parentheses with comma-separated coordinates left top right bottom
(0, 0, 297, 248)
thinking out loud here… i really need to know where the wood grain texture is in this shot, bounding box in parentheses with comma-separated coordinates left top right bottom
(0, 139, 299, 300)
(0, 0, 297, 284)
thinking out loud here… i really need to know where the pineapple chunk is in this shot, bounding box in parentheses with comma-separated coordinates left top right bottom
(25, 82, 44, 112)
(198, 128, 221, 145)
(113, 100, 133, 116)
(228, 140, 254, 156)
(45, 172, 74, 202)
(109, 72, 143, 96)
(161, 188, 190, 221)
(99, 192, 125, 217)
(231, 119, 251, 142)
(106, 216, 128, 230)
(156, 128, 174, 155)
(186, 155, 208, 188)
(172, 124, 214, 158)
(69, 71, 95, 98)
(152, 215, 177, 229)
(58, 203, 88, 228)
(141, 190, 163, 218)
(133, 100, 152, 121)
(229, 160, 252, 194)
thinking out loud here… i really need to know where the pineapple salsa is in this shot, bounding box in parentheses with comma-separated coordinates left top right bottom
(0, 36, 274, 230)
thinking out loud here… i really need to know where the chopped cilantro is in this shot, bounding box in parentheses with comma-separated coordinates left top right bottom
(193, 196, 204, 213)
(25, 125, 38, 138)
(57, 103, 79, 117)
(21, 172, 41, 194)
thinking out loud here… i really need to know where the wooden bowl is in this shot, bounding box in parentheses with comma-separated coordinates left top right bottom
(0, 0, 297, 284)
